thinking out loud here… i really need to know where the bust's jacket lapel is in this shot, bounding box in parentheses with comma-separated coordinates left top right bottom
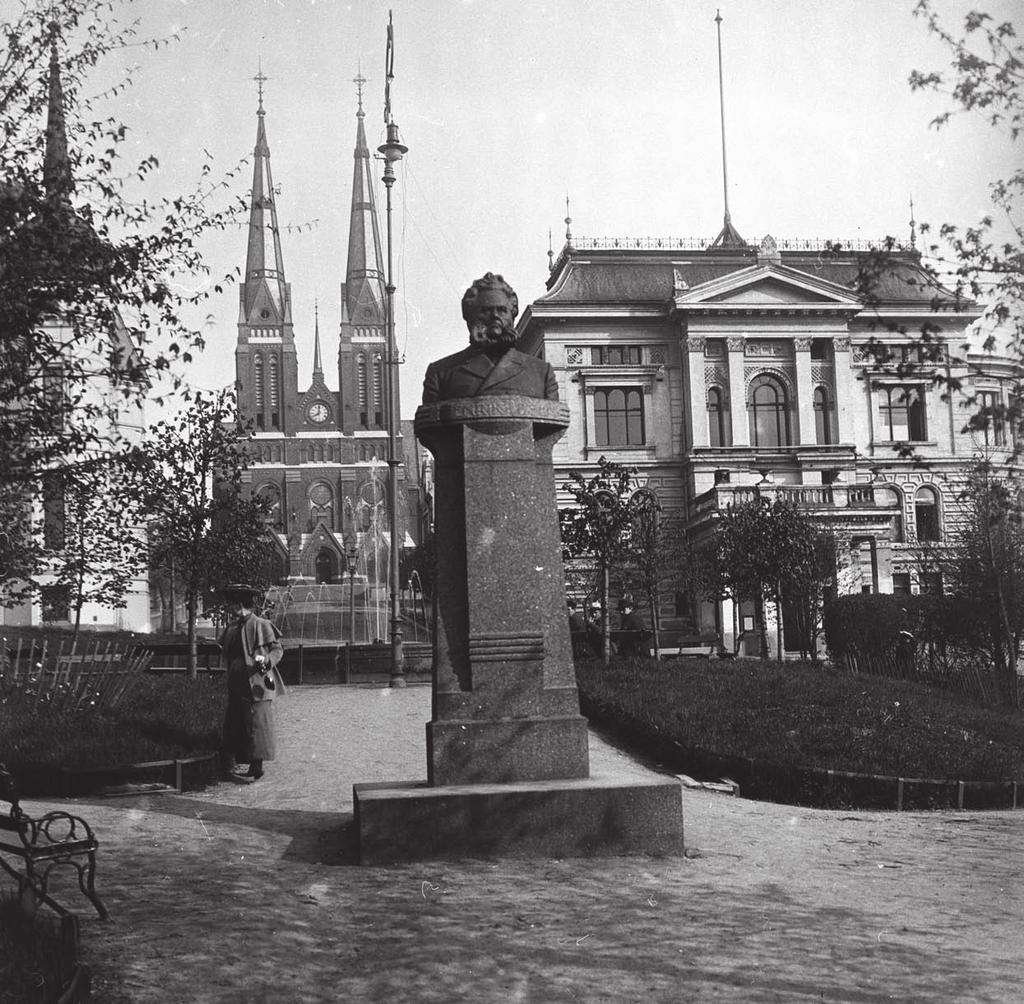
(479, 351, 525, 393)
(452, 352, 495, 395)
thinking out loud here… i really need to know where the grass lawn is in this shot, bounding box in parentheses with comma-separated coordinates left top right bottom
(575, 655, 1024, 783)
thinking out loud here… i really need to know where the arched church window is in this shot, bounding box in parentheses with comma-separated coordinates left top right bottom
(308, 481, 334, 530)
(315, 547, 338, 584)
(748, 374, 790, 448)
(254, 354, 264, 409)
(255, 483, 282, 532)
(357, 353, 368, 427)
(268, 355, 279, 408)
(373, 356, 384, 427)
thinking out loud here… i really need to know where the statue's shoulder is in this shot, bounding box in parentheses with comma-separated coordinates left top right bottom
(427, 345, 477, 370)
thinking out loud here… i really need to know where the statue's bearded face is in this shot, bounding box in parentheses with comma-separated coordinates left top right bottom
(468, 289, 517, 351)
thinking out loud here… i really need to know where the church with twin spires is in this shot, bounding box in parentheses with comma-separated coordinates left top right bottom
(232, 78, 412, 584)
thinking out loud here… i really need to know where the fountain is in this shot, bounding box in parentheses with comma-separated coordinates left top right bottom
(261, 463, 431, 679)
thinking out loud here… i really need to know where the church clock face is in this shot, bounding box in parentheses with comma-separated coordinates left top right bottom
(307, 402, 330, 424)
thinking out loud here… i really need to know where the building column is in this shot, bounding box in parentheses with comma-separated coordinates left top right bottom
(726, 336, 749, 446)
(794, 336, 814, 445)
(833, 335, 855, 443)
(685, 336, 708, 449)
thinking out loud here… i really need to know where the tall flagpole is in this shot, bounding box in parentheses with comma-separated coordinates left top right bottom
(715, 9, 732, 232)
(379, 10, 407, 687)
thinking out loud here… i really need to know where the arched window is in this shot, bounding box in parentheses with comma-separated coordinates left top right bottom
(268, 355, 279, 408)
(813, 386, 835, 445)
(915, 486, 941, 542)
(253, 354, 264, 409)
(876, 485, 904, 543)
(315, 547, 338, 584)
(594, 388, 645, 447)
(255, 483, 282, 532)
(373, 356, 384, 427)
(357, 353, 368, 427)
(707, 386, 730, 448)
(748, 374, 790, 448)
(308, 481, 334, 530)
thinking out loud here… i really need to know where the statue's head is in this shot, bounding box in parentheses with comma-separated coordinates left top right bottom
(462, 272, 518, 352)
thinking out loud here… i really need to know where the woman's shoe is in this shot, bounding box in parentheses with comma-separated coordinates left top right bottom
(246, 761, 264, 781)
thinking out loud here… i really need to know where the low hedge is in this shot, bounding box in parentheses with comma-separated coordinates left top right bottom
(575, 655, 1024, 805)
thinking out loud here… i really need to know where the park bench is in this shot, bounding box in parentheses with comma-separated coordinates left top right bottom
(652, 633, 721, 660)
(136, 639, 222, 672)
(0, 763, 108, 920)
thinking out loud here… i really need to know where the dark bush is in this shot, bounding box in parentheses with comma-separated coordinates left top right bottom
(575, 655, 1024, 784)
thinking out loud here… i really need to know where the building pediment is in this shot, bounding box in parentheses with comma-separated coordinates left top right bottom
(674, 265, 862, 315)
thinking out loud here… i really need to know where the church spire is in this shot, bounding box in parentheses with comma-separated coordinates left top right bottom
(312, 298, 323, 376)
(44, 31, 73, 203)
(340, 74, 386, 327)
(240, 68, 290, 326)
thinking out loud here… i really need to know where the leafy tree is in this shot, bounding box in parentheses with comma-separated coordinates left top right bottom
(618, 493, 692, 658)
(142, 391, 275, 678)
(853, 4, 1023, 453)
(708, 497, 835, 661)
(560, 458, 638, 664)
(0, 2, 242, 606)
(943, 460, 1024, 708)
(42, 454, 146, 637)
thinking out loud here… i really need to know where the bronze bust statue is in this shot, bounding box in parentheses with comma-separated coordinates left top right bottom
(421, 272, 558, 404)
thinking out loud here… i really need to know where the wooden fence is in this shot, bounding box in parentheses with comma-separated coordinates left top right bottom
(0, 635, 152, 712)
(839, 643, 1005, 706)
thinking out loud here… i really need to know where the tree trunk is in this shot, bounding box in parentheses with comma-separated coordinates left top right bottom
(775, 582, 784, 664)
(756, 589, 769, 660)
(648, 586, 660, 660)
(186, 591, 198, 681)
(601, 564, 611, 665)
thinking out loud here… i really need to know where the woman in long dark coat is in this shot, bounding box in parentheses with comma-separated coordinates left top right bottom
(220, 584, 284, 781)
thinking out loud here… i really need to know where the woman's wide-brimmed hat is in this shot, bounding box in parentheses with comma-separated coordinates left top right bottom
(223, 583, 261, 605)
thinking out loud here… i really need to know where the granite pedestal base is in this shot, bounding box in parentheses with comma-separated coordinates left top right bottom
(353, 774, 684, 865)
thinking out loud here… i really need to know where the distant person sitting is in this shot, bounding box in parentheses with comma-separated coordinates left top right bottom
(616, 602, 647, 658)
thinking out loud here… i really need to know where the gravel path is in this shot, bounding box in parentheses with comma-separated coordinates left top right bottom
(19, 684, 1024, 1003)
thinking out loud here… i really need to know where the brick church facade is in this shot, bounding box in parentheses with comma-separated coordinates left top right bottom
(233, 82, 413, 584)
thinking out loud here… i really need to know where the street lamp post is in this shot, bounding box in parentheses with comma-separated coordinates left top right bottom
(346, 544, 357, 682)
(378, 120, 407, 688)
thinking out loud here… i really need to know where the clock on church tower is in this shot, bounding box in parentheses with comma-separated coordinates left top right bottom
(307, 401, 330, 424)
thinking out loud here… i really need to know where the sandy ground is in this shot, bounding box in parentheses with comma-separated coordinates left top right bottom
(17, 685, 1024, 1003)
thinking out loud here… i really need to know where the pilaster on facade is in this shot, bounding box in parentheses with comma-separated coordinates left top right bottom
(793, 337, 814, 446)
(726, 336, 749, 447)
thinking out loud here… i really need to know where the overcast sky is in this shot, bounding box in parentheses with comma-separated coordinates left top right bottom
(84, 0, 1019, 415)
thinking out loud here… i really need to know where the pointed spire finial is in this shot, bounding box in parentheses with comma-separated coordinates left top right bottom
(548, 227, 554, 272)
(313, 297, 323, 375)
(354, 68, 367, 118)
(909, 195, 917, 249)
(564, 195, 573, 246)
(254, 60, 268, 115)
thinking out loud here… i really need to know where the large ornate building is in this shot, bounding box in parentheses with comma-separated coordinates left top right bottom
(518, 218, 1017, 655)
(233, 82, 413, 583)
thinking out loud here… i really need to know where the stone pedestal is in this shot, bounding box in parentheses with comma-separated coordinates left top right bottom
(353, 394, 683, 864)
